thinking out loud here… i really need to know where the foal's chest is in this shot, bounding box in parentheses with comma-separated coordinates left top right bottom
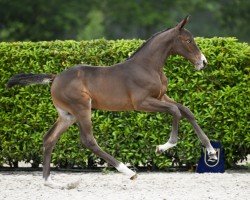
(148, 71, 168, 99)
(157, 73, 168, 99)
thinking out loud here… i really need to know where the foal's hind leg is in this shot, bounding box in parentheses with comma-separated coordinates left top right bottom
(70, 98, 137, 179)
(43, 109, 75, 181)
(162, 95, 217, 160)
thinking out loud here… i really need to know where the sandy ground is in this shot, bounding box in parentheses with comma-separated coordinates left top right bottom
(0, 171, 249, 200)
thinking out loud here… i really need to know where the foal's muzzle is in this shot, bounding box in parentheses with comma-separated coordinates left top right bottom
(195, 53, 208, 70)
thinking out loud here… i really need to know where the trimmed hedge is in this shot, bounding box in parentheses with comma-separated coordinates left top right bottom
(0, 38, 249, 169)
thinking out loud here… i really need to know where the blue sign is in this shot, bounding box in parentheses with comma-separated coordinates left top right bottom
(196, 141, 225, 173)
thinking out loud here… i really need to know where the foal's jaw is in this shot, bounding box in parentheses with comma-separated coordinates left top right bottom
(194, 53, 208, 70)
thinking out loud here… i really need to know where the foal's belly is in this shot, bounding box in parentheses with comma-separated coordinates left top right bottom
(91, 93, 134, 111)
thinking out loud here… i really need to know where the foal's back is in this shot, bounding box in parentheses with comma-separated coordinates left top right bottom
(51, 64, 135, 111)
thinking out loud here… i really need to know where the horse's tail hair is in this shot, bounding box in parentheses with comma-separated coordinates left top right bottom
(6, 73, 56, 88)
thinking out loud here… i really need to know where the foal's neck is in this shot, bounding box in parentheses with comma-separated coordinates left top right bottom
(129, 29, 176, 71)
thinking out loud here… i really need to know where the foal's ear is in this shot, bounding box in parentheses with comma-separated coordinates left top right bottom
(176, 15, 190, 30)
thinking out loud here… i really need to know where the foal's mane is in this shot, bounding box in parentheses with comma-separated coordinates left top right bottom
(127, 27, 171, 60)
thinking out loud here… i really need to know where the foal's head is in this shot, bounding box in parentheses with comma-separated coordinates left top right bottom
(171, 16, 207, 70)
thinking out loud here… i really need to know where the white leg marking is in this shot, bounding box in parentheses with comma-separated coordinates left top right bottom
(207, 146, 217, 156)
(44, 176, 61, 189)
(207, 146, 216, 155)
(207, 147, 218, 161)
(116, 163, 136, 178)
(158, 141, 177, 152)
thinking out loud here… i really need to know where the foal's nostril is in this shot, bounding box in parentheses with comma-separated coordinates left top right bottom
(200, 53, 208, 68)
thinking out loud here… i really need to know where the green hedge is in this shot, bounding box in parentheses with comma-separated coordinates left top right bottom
(0, 38, 249, 169)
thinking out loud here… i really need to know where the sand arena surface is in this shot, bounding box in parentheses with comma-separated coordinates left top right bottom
(0, 171, 249, 200)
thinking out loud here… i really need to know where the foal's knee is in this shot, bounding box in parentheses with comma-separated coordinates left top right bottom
(177, 104, 195, 121)
(43, 139, 54, 153)
(170, 105, 182, 120)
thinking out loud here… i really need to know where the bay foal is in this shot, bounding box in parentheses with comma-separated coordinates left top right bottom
(7, 16, 217, 186)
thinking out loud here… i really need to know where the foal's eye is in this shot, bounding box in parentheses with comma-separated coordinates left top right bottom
(186, 39, 191, 44)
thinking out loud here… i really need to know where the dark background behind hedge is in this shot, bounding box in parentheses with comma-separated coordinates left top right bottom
(1, 0, 250, 42)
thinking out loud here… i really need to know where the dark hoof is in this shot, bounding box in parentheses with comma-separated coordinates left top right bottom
(130, 174, 138, 180)
(155, 146, 164, 154)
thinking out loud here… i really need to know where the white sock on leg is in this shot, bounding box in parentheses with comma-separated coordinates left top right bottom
(116, 163, 136, 178)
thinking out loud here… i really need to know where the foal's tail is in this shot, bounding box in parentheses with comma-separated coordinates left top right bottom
(6, 73, 56, 88)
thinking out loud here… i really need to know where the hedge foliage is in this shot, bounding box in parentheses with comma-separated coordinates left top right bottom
(0, 38, 249, 169)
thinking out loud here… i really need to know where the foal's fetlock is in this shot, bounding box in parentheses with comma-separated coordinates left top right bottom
(156, 142, 177, 154)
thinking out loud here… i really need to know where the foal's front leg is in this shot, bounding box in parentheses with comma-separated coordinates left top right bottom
(162, 95, 217, 160)
(135, 97, 182, 153)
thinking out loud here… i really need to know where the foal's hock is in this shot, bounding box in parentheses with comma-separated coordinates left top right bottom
(7, 16, 217, 187)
